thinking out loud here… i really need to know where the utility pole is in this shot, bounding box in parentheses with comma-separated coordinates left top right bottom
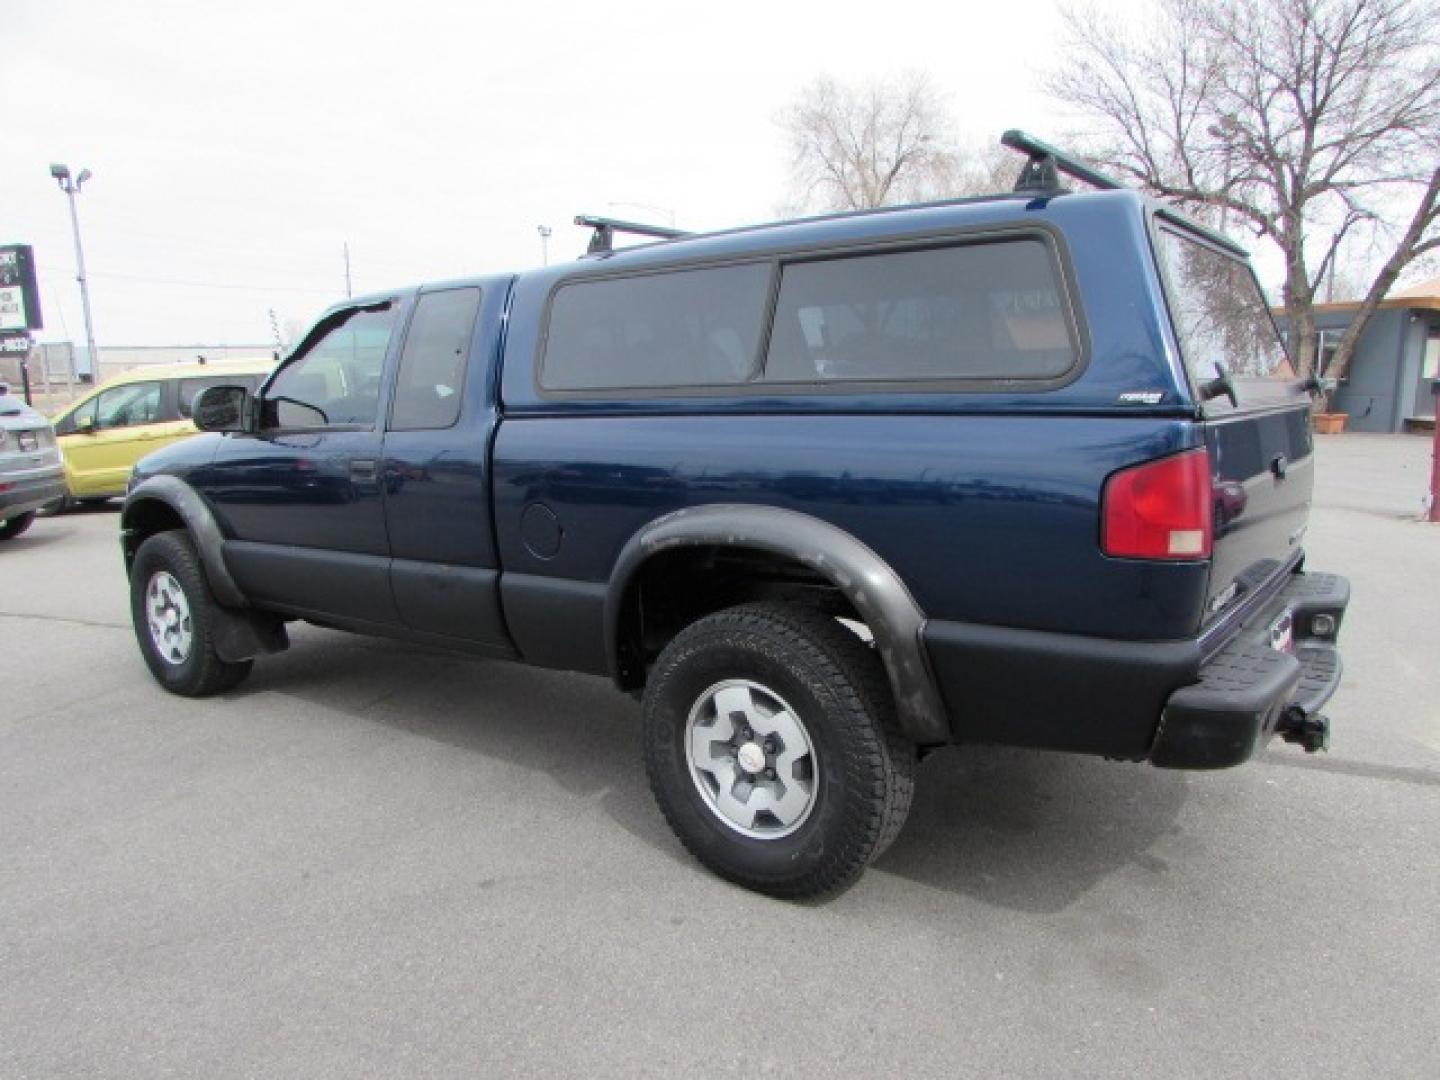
(49, 164, 99, 375)
(537, 225, 552, 266)
(268, 307, 285, 358)
(343, 242, 353, 298)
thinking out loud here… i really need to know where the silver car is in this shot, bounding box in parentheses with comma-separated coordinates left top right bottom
(0, 382, 66, 541)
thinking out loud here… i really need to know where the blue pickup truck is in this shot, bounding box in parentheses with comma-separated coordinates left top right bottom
(121, 135, 1348, 897)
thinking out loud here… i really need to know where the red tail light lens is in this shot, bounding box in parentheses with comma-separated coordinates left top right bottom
(1102, 449, 1213, 560)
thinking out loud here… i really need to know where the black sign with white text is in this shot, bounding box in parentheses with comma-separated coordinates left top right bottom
(0, 244, 43, 332)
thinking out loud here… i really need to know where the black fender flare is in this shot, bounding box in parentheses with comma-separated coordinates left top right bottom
(121, 475, 247, 609)
(605, 504, 950, 745)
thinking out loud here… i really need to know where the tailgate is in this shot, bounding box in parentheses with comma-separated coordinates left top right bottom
(1202, 405, 1313, 625)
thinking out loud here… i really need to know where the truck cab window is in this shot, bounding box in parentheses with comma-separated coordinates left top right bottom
(390, 288, 481, 430)
(266, 305, 396, 428)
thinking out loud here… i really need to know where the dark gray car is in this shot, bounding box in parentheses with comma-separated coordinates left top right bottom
(0, 383, 65, 541)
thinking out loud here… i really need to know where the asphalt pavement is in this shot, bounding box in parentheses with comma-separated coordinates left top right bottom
(2, 435, 1437, 1079)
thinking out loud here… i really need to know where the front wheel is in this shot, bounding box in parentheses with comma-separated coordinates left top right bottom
(130, 530, 252, 696)
(643, 603, 915, 899)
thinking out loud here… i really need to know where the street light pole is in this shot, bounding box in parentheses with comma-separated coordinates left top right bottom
(537, 225, 552, 266)
(49, 164, 99, 375)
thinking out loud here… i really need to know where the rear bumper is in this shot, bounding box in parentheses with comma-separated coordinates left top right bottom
(0, 472, 66, 520)
(920, 569, 1348, 766)
(1150, 572, 1349, 768)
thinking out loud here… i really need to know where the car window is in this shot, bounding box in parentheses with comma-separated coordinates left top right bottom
(266, 305, 396, 428)
(764, 240, 1076, 383)
(542, 264, 770, 391)
(94, 382, 163, 430)
(178, 374, 260, 419)
(1154, 226, 1296, 412)
(390, 288, 481, 430)
(54, 394, 97, 434)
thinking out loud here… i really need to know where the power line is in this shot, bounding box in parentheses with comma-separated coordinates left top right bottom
(37, 263, 336, 295)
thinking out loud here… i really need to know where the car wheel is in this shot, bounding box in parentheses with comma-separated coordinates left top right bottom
(130, 530, 253, 696)
(0, 512, 36, 541)
(643, 602, 915, 899)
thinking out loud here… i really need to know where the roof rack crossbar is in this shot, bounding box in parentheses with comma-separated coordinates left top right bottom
(574, 214, 691, 255)
(1000, 129, 1125, 195)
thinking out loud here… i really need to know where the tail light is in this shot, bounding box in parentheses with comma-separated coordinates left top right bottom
(1102, 449, 1213, 560)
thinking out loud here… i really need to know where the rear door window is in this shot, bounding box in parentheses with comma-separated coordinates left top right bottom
(95, 382, 164, 429)
(763, 239, 1076, 384)
(390, 287, 481, 430)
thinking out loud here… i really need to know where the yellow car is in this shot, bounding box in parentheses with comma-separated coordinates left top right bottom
(50, 359, 276, 505)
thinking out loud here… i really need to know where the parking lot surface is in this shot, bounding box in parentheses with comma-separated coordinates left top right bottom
(2, 435, 1438, 1079)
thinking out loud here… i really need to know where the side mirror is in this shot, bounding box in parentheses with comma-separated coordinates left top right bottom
(75, 414, 97, 434)
(193, 384, 251, 432)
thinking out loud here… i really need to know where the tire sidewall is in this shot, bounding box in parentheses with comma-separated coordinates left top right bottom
(645, 616, 876, 888)
(130, 533, 211, 692)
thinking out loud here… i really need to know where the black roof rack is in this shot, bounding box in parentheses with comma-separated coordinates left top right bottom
(1001, 129, 1125, 195)
(575, 214, 691, 255)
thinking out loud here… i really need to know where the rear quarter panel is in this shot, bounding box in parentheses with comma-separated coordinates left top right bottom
(491, 413, 1208, 641)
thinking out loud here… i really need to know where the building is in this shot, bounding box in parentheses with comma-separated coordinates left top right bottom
(1306, 277, 1440, 433)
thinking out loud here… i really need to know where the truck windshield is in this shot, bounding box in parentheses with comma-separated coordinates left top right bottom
(1155, 226, 1296, 411)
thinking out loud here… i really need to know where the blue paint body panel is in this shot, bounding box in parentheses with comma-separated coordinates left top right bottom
(492, 414, 1207, 640)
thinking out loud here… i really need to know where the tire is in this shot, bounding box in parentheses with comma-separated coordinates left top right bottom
(130, 530, 253, 696)
(0, 512, 36, 541)
(643, 602, 916, 899)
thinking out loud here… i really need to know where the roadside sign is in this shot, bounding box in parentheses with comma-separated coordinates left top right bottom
(0, 245, 43, 331)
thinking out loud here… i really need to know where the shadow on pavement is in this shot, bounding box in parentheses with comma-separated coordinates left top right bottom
(245, 628, 1189, 913)
(246, 631, 679, 852)
(874, 746, 1188, 913)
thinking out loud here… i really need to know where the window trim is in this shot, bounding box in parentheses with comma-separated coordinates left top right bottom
(533, 221, 1089, 401)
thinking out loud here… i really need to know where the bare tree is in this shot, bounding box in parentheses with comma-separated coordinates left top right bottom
(780, 73, 970, 212)
(1051, 0, 1440, 388)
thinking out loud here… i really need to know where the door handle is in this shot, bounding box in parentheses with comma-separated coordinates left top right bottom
(350, 458, 378, 483)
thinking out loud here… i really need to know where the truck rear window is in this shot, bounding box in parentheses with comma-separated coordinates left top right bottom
(1155, 227, 1295, 407)
(542, 264, 770, 391)
(764, 239, 1075, 384)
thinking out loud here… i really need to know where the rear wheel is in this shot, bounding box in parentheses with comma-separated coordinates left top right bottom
(643, 602, 915, 899)
(0, 512, 36, 541)
(130, 530, 252, 696)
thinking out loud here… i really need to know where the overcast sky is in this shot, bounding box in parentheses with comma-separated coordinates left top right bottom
(4, 0, 1156, 348)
